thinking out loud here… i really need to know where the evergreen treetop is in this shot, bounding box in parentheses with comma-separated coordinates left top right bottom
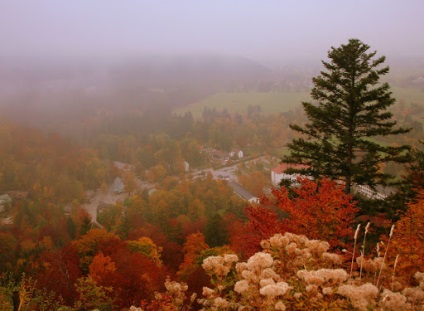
(283, 38, 410, 194)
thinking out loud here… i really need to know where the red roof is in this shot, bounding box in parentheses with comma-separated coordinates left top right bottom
(272, 163, 309, 174)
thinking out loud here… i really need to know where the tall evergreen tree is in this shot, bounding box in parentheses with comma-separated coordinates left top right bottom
(283, 39, 410, 194)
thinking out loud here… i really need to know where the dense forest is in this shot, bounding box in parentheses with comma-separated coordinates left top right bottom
(1, 51, 424, 310)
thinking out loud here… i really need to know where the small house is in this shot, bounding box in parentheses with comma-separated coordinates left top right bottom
(112, 177, 125, 194)
(0, 194, 12, 212)
(229, 149, 244, 159)
(184, 161, 190, 173)
(271, 164, 310, 186)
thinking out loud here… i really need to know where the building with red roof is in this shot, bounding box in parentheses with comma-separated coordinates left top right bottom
(271, 163, 310, 186)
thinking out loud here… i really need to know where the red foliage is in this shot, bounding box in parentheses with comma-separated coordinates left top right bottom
(89, 252, 117, 285)
(177, 232, 209, 280)
(34, 245, 82, 305)
(230, 201, 284, 258)
(109, 247, 167, 307)
(231, 178, 358, 258)
(276, 178, 358, 247)
(128, 226, 183, 273)
(72, 228, 124, 273)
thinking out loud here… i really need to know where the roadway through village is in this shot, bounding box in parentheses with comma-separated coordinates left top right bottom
(82, 156, 269, 223)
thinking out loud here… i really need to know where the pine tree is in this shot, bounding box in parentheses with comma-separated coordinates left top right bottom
(283, 39, 410, 194)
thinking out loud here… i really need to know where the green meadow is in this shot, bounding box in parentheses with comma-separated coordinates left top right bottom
(174, 86, 424, 119)
(392, 86, 424, 105)
(173, 91, 310, 118)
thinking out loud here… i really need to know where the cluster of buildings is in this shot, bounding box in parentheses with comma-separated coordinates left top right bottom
(270, 163, 391, 200)
(202, 147, 244, 165)
(0, 191, 28, 225)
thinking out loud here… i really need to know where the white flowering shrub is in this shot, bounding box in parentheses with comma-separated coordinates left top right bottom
(135, 233, 424, 310)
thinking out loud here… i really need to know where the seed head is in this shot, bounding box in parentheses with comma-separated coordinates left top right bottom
(354, 224, 361, 240)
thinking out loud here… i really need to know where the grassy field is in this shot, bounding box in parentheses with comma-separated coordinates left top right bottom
(173, 86, 424, 119)
(392, 86, 424, 105)
(173, 91, 310, 118)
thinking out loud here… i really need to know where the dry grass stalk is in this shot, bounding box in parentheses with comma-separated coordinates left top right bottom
(359, 222, 370, 280)
(376, 225, 395, 287)
(350, 224, 361, 279)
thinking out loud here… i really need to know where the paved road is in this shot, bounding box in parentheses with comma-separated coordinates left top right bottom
(82, 178, 154, 223)
(82, 156, 267, 222)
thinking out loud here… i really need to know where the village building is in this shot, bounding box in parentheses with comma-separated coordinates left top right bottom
(228, 181, 260, 204)
(112, 177, 125, 194)
(0, 194, 12, 213)
(353, 184, 394, 200)
(229, 149, 244, 159)
(184, 161, 190, 173)
(271, 164, 392, 200)
(271, 163, 310, 186)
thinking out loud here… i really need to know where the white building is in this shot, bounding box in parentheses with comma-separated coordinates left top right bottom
(229, 149, 244, 159)
(353, 184, 393, 200)
(184, 161, 190, 172)
(0, 194, 12, 212)
(112, 177, 125, 194)
(271, 164, 309, 186)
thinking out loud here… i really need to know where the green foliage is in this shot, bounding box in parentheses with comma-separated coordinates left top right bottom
(74, 276, 115, 311)
(174, 91, 309, 119)
(0, 273, 67, 311)
(204, 213, 229, 248)
(284, 39, 411, 194)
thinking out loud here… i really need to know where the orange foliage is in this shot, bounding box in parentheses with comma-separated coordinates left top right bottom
(238, 171, 267, 197)
(110, 248, 166, 307)
(275, 178, 358, 247)
(231, 178, 358, 258)
(389, 190, 424, 282)
(177, 232, 209, 280)
(72, 228, 123, 273)
(89, 252, 117, 284)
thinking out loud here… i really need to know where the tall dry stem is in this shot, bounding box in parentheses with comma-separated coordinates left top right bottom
(391, 254, 399, 291)
(350, 224, 361, 279)
(359, 222, 370, 280)
(376, 225, 394, 287)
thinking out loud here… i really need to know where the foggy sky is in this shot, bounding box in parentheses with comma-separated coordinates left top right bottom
(1, 0, 423, 64)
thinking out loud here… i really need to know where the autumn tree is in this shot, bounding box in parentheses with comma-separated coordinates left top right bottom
(231, 178, 358, 258)
(237, 171, 267, 197)
(126, 236, 163, 264)
(122, 169, 137, 195)
(74, 276, 115, 311)
(0, 232, 17, 273)
(177, 232, 210, 280)
(34, 245, 82, 305)
(89, 252, 117, 286)
(389, 190, 424, 282)
(72, 228, 123, 273)
(109, 247, 166, 307)
(283, 39, 410, 194)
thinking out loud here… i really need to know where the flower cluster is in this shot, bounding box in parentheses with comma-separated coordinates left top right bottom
(337, 283, 379, 310)
(132, 232, 424, 310)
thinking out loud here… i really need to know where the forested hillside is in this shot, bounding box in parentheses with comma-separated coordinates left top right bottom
(0, 47, 424, 311)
